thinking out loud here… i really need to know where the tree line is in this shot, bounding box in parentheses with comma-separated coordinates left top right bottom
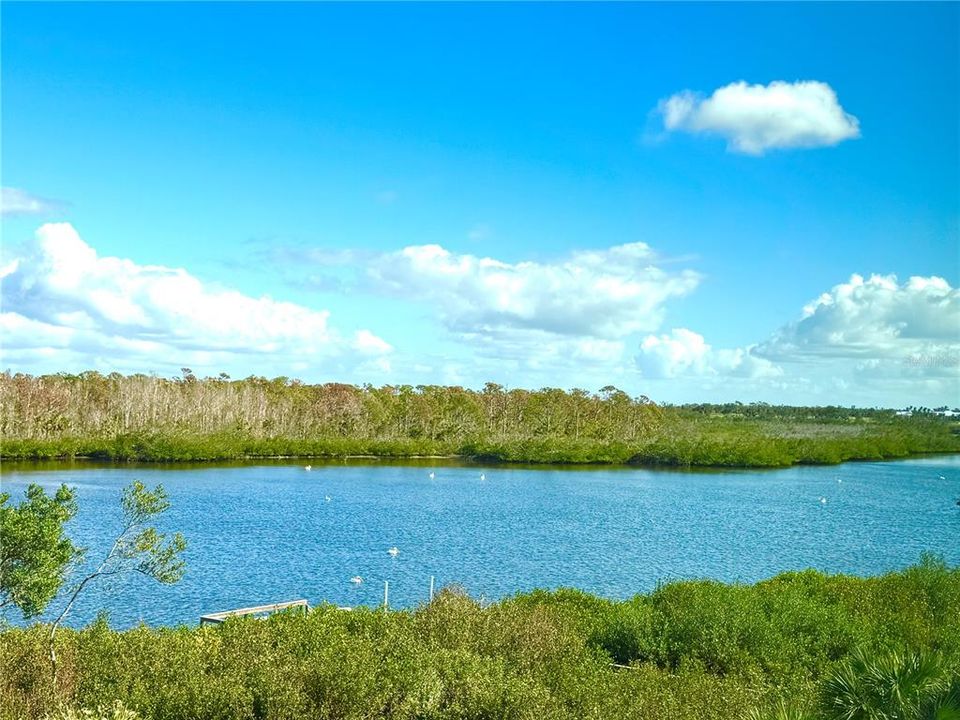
(2, 371, 957, 466)
(0, 371, 663, 444)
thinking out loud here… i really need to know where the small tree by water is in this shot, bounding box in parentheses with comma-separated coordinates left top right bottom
(0, 483, 79, 619)
(47, 481, 186, 684)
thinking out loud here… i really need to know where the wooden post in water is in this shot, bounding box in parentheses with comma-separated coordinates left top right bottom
(429, 575, 435, 602)
(383, 580, 389, 609)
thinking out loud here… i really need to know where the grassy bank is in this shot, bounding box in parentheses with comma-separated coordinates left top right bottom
(2, 371, 957, 466)
(2, 558, 958, 719)
(3, 424, 957, 467)
(2, 419, 957, 468)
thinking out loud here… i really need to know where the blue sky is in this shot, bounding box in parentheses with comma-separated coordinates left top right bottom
(2, 2, 958, 407)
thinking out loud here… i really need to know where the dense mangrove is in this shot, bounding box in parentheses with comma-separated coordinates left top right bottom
(1, 371, 957, 466)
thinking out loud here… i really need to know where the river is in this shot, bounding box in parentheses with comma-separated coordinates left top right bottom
(2, 456, 958, 628)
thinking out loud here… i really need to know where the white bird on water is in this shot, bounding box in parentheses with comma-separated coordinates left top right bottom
(939, 475, 946, 480)
(480, 473, 486, 481)
(428, 471, 435, 479)
(325, 495, 331, 502)
(304, 465, 312, 471)
(388, 547, 400, 557)
(820, 497, 828, 505)
(350, 576, 363, 585)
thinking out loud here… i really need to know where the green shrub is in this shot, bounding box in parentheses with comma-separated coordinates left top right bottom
(2, 560, 959, 720)
(45, 700, 140, 720)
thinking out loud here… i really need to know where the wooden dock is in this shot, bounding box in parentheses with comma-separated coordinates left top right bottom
(199, 599, 309, 625)
(199, 576, 436, 624)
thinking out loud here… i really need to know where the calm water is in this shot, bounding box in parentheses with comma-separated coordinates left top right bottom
(2, 456, 959, 628)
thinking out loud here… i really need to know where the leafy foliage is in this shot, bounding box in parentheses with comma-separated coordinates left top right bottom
(48, 482, 185, 624)
(0, 484, 78, 619)
(113, 482, 186, 585)
(46, 483, 186, 686)
(821, 648, 959, 720)
(1, 560, 957, 720)
(45, 700, 140, 720)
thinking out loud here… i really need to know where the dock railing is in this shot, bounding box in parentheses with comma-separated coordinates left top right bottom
(200, 599, 309, 625)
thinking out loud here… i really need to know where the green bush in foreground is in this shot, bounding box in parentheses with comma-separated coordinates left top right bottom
(1, 558, 958, 720)
(820, 647, 960, 720)
(45, 701, 140, 720)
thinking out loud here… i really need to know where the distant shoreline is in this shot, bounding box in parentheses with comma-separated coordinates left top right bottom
(3, 373, 958, 469)
(3, 447, 958, 472)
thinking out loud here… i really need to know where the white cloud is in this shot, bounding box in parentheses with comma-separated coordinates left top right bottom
(638, 328, 710, 378)
(353, 329, 393, 356)
(634, 273, 958, 406)
(0, 312, 75, 349)
(1, 187, 61, 217)
(0, 223, 392, 377)
(0, 259, 21, 279)
(367, 242, 700, 339)
(658, 80, 860, 155)
(259, 238, 700, 391)
(756, 273, 959, 370)
(637, 328, 781, 379)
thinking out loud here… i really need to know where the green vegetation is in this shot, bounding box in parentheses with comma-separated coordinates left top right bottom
(1, 371, 957, 466)
(1, 557, 957, 720)
(44, 482, 186, 685)
(0, 481, 186, 687)
(819, 648, 960, 720)
(0, 485, 78, 619)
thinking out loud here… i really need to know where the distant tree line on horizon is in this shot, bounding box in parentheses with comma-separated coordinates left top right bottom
(1, 370, 956, 466)
(0, 369, 664, 443)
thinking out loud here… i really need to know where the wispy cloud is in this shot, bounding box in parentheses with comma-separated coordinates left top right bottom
(657, 80, 860, 155)
(1, 187, 63, 217)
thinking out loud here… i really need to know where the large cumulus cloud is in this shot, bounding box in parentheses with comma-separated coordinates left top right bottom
(755, 273, 958, 366)
(0, 223, 392, 376)
(367, 242, 700, 339)
(635, 273, 958, 404)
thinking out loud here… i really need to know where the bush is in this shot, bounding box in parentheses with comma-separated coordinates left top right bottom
(2, 560, 959, 720)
